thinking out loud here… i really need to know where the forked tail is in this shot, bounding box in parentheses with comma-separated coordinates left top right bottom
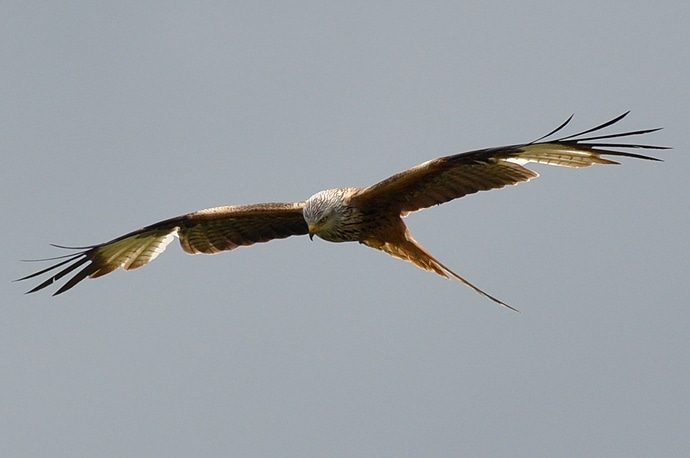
(366, 236, 519, 312)
(420, 244, 519, 312)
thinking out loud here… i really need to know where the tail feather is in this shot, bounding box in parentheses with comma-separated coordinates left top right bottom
(364, 236, 519, 312)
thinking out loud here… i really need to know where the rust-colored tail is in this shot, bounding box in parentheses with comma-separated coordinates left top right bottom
(364, 235, 519, 312)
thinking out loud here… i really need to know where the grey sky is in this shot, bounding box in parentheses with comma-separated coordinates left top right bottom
(2, 2, 689, 456)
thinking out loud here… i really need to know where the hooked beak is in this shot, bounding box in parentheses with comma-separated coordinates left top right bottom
(308, 224, 316, 241)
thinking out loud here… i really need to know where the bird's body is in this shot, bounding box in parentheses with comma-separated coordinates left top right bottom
(18, 113, 667, 311)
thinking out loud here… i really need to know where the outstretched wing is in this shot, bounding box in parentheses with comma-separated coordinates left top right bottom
(353, 112, 667, 214)
(18, 202, 308, 295)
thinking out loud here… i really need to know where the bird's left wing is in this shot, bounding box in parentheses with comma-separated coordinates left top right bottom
(17, 202, 308, 295)
(353, 112, 667, 214)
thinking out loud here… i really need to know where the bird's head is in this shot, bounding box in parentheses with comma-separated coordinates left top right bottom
(303, 188, 356, 242)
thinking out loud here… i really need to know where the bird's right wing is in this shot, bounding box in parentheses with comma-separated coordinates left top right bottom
(17, 202, 308, 295)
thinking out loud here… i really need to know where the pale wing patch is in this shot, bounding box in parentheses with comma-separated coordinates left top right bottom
(91, 229, 178, 277)
(505, 143, 619, 168)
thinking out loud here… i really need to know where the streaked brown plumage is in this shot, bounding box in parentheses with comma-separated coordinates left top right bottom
(17, 112, 667, 311)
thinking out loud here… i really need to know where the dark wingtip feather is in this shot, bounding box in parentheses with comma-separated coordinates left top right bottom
(52, 263, 97, 295)
(50, 243, 99, 250)
(530, 114, 574, 143)
(556, 111, 631, 141)
(16, 246, 93, 295)
(533, 112, 669, 160)
(15, 255, 82, 282)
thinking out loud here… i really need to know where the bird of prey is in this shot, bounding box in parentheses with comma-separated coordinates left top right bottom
(18, 112, 666, 311)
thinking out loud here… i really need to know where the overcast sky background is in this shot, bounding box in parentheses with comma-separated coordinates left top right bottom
(2, 2, 689, 456)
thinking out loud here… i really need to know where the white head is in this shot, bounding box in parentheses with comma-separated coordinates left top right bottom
(302, 188, 359, 242)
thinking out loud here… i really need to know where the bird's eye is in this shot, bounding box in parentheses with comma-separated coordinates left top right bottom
(318, 215, 329, 225)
